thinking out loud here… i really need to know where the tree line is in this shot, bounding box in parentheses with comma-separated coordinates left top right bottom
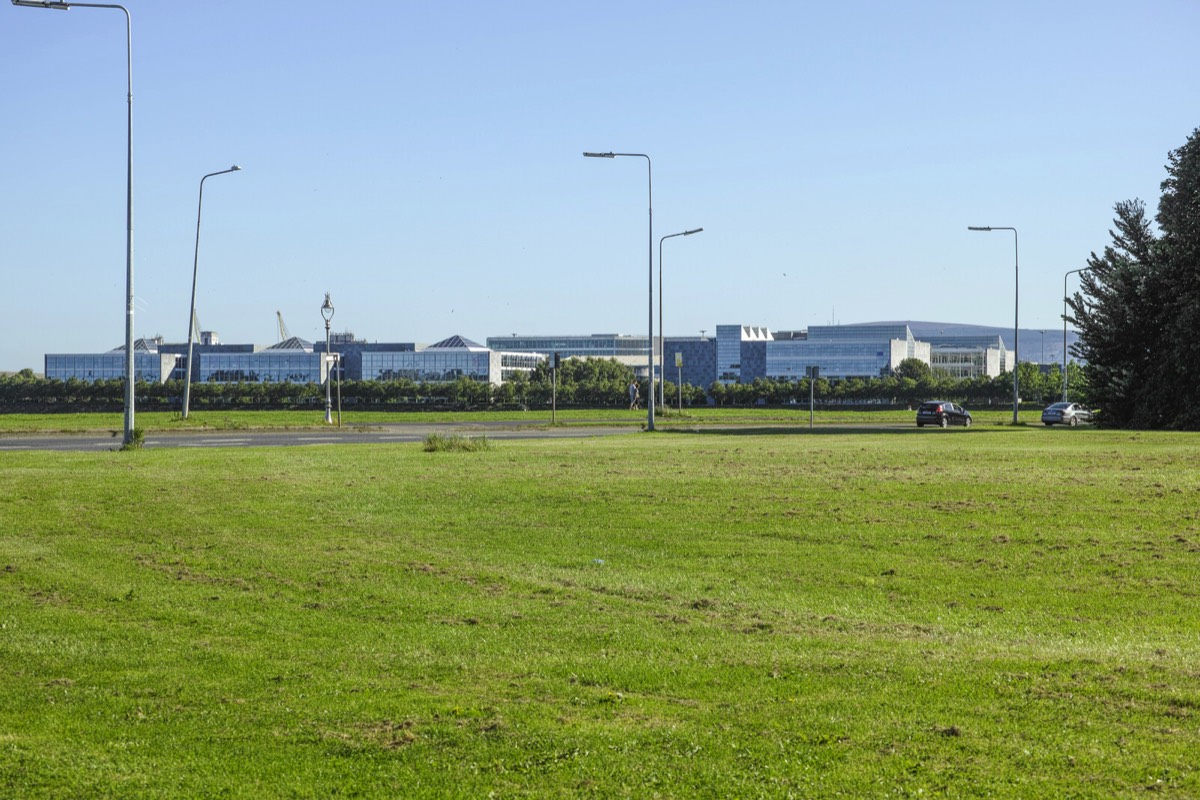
(0, 358, 1083, 413)
(1068, 127, 1200, 429)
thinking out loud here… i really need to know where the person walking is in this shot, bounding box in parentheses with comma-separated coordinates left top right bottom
(628, 380, 640, 411)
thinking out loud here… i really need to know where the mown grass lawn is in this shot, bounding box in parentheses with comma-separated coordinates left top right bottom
(1, 427, 1197, 797)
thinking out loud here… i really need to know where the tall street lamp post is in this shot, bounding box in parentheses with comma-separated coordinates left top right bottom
(321, 294, 335, 424)
(1062, 266, 1094, 402)
(584, 151, 655, 431)
(968, 225, 1020, 425)
(658, 227, 702, 407)
(14, 0, 136, 445)
(182, 166, 241, 419)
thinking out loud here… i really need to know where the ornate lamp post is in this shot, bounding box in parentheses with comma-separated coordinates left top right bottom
(321, 293, 334, 424)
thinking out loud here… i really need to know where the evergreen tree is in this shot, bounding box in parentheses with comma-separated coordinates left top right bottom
(1156, 128, 1200, 428)
(1069, 127, 1200, 429)
(1068, 199, 1164, 426)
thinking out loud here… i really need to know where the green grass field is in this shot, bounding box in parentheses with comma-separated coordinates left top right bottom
(2, 427, 1197, 797)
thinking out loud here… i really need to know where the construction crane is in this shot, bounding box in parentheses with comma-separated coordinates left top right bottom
(276, 310, 290, 343)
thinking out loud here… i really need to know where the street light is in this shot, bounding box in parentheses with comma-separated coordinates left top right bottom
(968, 225, 1019, 425)
(320, 293, 335, 424)
(182, 166, 241, 419)
(14, 0, 136, 444)
(584, 151, 655, 431)
(1062, 266, 1094, 401)
(658, 227, 702, 407)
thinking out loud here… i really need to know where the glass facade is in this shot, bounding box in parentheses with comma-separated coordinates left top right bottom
(807, 324, 914, 345)
(715, 325, 741, 383)
(715, 325, 771, 383)
(485, 334, 649, 359)
(498, 352, 545, 382)
(931, 348, 987, 379)
(45, 353, 177, 384)
(662, 338, 717, 389)
(199, 352, 321, 383)
(924, 335, 1010, 376)
(766, 342, 890, 380)
(361, 350, 496, 383)
(766, 325, 920, 380)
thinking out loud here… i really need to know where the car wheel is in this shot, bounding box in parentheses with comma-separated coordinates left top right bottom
(940, 417, 948, 428)
(964, 417, 971, 428)
(1069, 416, 1078, 427)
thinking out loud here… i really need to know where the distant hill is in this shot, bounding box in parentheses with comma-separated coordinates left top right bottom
(852, 321, 1079, 366)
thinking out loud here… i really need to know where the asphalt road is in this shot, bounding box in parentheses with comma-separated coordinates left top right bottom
(0, 422, 642, 452)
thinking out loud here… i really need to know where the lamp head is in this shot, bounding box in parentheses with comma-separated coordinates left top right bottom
(582, 152, 615, 158)
(967, 226, 992, 231)
(684, 228, 703, 236)
(12, 1, 70, 8)
(320, 293, 334, 322)
(230, 165, 242, 172)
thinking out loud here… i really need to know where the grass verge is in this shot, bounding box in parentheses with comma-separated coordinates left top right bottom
(1, 428, 1197, 797)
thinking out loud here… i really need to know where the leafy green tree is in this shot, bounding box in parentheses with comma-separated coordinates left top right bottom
(894, 358, 932, 382)
(1016, 362, 1048, 405)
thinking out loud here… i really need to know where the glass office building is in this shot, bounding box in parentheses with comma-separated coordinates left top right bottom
(661, 337, 718, 390)
(924, 335, 1010, 378)
(197, 351, 322, 383)
(929, 347, 1002, 379)
(362, 350, 495, 382)
(498, 352, 545, 382)
(45, 352, 178, 383)
(45, 337, 178, 384)
(485, 334, 649, 360)
(765, 324, 928, 380)
(45, 323, 1019, 389)
(191, 337, 321, 383)
(715, 325, 771, 384)
(361, 336, 520, 384)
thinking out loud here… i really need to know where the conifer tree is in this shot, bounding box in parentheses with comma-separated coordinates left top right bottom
(1069, 128, 1200, 429)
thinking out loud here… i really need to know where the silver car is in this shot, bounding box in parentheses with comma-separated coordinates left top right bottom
(1042, 402, 1093, 427)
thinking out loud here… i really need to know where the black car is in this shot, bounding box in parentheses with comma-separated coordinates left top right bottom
(916, 400, 972, 428)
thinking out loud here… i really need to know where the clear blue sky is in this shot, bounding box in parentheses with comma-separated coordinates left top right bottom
(2, 0, 1197, 371)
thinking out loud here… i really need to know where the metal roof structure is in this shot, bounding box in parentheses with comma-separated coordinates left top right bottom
(425, 335, 487, 351)
(265, 336, 313, 351)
